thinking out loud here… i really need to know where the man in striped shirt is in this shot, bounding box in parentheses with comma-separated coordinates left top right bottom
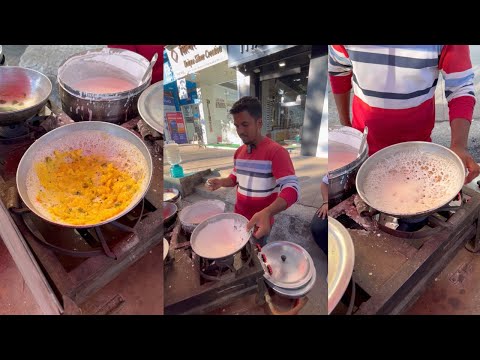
(329, 45, 479, 183)
(206, 96, 299, 246)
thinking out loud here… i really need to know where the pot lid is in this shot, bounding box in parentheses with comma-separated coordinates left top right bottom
(163, 238, 169, 260)
(179, 199, 225, 226)
(138, 80, 163, 134)
(269, 264, 317, 299)
(261, 241, 314, 289)
(328, 217, 355, 315)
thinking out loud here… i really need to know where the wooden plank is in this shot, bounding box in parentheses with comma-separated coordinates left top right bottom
(70, 221, 163, 304)
(0, 200, 63, 315)
(356, 188, 480, 315)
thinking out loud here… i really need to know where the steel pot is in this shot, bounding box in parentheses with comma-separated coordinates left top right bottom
(356, 141, 465, 219)
(163, 188, 180, 203)
(57, 48, 151, 124)
(328, 217, 355, 314)
(190, 212, 251, 260)
(163, 201, 178, 226)
(328, 125, 368, 206)
(16, 121, 153, 228)
(0, 66, 52, 125)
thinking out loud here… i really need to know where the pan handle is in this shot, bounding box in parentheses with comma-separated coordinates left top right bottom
(434, 191, 464, 213)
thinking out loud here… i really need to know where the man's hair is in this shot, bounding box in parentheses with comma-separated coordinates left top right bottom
(229, 96, 262, 120)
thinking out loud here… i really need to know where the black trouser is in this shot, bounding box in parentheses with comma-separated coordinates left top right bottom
(311, 213, 327, 255)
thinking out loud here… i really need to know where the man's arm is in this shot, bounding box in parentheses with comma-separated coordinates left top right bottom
(206, 151, 238, 191)
(450, 118, 479, 183)
(247, 148, 299, 239)
(218, 177, 236, 187)
(329, 45, 353, 126)
(333, 92, 352, 126)
(247, 198, 288, 239)
(206, 175, 236, 191)
(315, 176, 329, 219)
(320, 181, 328, 204)
(440, 45, 479, 183)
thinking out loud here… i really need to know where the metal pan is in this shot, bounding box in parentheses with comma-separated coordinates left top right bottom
(356, 141, 465, 219)
(328, 217, 355, 315)
(0, 66, 52, 125)
(190, 212, 252, 260)
(137, 80, 163, 133)
(163, 201, 178, 224)
(16, 121, 153, 228)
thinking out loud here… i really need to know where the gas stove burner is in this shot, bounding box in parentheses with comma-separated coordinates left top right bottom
(375, 213, 449, 240)
(11, 198, 150, 259)
(0, 113, 49, 140)
(397, 217, 429, 232)
(377, 214, 429, 232)
(0, 123, 30, 138)
(199, 241, 254, 281)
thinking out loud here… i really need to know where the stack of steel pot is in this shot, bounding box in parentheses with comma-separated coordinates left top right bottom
(258, 241, 316, 299)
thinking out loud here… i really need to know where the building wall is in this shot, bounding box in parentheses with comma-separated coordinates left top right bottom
(199, 84, 241, 144)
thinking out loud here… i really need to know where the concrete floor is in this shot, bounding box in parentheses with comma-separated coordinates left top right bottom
(0, 237, 43, 314)
(406, 244, 480, 315)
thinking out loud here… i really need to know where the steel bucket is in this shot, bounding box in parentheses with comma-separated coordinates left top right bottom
(328, 125, 368, 206)
(57, 48, 151, 124)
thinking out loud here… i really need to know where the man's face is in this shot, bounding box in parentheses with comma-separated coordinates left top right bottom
(233, 111, 262, 145)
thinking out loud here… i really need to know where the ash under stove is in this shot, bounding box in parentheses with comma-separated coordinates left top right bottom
(164, 221, 266, 315)
(0, 103, 164, 314)
(329, 187, 480, 315)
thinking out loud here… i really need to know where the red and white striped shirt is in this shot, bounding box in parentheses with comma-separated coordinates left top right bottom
(229, 137, 299, 222)
(329, 45, 476, 154)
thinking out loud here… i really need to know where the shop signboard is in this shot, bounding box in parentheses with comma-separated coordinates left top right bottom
(166, 45, 228, 79)
(227, 45, 296, 67)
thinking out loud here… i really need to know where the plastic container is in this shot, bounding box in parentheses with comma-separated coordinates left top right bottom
(170, 164, 184, 178)
(165, 141, 181, 165)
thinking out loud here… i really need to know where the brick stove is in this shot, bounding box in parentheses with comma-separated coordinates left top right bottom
(0, 101, 163, 314)
(329, 187, 480, 315)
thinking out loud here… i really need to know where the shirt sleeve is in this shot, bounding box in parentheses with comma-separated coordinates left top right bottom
(272, 148, 299, 208)
(322, 174, 329, 184)
(439, 45, 476, 122)
(328, 45, 353, 94)
(228, 149, 238, 184)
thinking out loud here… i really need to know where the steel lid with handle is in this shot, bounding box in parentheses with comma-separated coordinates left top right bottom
(138, 80, 163, 134)
(259, 241, 315, 290)
(267, 264, 317, 299)
(328, 216, 355, 314)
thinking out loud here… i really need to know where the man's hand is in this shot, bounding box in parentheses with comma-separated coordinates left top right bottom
(316, 203, 328, 219)
(450, 145, 480, 184)
(205, 178, 223, 191)
(247, 209, 272, 239)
